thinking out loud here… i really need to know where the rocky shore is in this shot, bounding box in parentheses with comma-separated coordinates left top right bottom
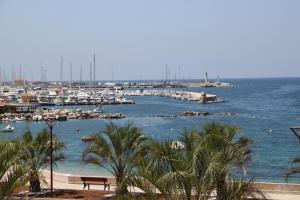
(0, 109, 125, 122)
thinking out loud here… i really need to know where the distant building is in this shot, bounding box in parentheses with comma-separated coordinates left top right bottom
(21, 93, 38, 103)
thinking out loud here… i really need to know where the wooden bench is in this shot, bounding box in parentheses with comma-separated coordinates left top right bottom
(80, 177, 110, 191)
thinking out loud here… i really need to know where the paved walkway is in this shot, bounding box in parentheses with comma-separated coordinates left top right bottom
(42, 179, 300, 200)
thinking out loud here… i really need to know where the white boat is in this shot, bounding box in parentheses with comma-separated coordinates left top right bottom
(171, 141, 185, 149)
(93, 106, 103, 113)
(1, 124, 14, 132)
(15, 117, 25, 121)
(32, 115, 43, 121)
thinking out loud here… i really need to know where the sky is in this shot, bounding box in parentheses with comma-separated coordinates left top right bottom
(0, 0, 300, 81)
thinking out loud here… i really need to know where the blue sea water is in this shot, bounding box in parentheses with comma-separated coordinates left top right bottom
(1, 78, 300, 183)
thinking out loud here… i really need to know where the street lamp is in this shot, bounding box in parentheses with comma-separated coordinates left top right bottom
(45, 116, 56, 196)
(290, 126, 300, 144)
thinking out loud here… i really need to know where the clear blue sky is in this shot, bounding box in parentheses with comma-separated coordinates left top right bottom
(0, 0, 299, 81)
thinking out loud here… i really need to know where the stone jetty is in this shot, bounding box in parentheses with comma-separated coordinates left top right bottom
(123, 89, 223, 103)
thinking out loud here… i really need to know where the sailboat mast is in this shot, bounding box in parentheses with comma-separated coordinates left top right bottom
(93, 53, 96, 82)
(11, 67, 13, 83)
(165, 64, 168, 83)
(60, 57, 63, 82)
(3, 70, 6, 84)
(80, 65, 83, 82)
(44, 68, 47, 82)
(19, 64, 22, 80)
(70, 62, 72, 89)
(178, 66, 181, 83)
(89, 62, 92, 91)
(41, 64, 44, 92)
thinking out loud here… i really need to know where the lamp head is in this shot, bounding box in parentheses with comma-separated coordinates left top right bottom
(290, 127, 300, 144)
(45, 116, 56, 128)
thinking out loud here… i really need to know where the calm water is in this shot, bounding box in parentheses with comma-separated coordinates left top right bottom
(1, 78, 300, 183)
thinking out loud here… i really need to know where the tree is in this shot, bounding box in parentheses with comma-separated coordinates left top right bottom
(131, 139, 185, 200)
(0, 141, 26, 200)
(19, 128, 65, 192)
(131, 129, 213, 200)
(220, 177, 267, 200)
(196, 122, 266, 200)
(131, 123, 267, 200)
(286, 156, 300, 181)
(82, 122, 146, 196)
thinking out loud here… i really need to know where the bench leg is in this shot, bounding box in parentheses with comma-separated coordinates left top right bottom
(104, 184, 110, 191)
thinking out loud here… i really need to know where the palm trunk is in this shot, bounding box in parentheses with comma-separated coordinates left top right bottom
(29, 179, 41, 192)
(216, 174, 226, 200)
(183, 181, 192, 200)
(116, 170, 128, 196)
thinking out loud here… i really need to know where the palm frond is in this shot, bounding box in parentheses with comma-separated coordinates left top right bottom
(0, 141, 27, 199)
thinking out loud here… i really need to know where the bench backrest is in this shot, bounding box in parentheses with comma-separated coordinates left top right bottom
(80, 177, 108, 182)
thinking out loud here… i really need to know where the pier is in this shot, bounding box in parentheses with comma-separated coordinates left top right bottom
(123, 89, 223, 103)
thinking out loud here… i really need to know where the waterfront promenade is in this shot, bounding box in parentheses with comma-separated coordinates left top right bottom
(43, 179, 300, 200)
(41, 171, 300, 200)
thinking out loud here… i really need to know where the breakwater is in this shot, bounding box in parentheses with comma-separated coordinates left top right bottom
(0, 110, 240, 123)
(123, 89, 223, 103)
(0, 109, 125, 122)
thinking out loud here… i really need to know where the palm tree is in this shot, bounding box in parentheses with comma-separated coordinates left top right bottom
(131, 139, 183, 200)
(0, 141, 27, 199)
(131, 123, 267, 200)
(286, 128, 300, 182)
(82, 122, 146, 196)
(286, 156, 300, 181)
(196, 122, 266, 200)
(19, 128, 65, 192)
(220, 177, 267, 200)
(131, 129, 207, 200)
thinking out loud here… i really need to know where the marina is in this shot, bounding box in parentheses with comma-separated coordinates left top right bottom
(1, 78, 299, 184)
(0, 82, 222, 108)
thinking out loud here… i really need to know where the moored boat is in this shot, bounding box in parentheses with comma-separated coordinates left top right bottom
(56, 115, 68, 121)
(81, 136, 96, 142)
(1, 124, 14, 132)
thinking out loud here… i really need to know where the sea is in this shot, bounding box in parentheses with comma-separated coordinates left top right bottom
(1, 77, 300, 183)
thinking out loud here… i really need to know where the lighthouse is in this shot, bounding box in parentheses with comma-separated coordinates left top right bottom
(204, 72, 208, 85)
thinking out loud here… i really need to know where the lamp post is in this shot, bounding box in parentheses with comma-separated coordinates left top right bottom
(290, 127, 300, 144)
(45, 117, 56, 196)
